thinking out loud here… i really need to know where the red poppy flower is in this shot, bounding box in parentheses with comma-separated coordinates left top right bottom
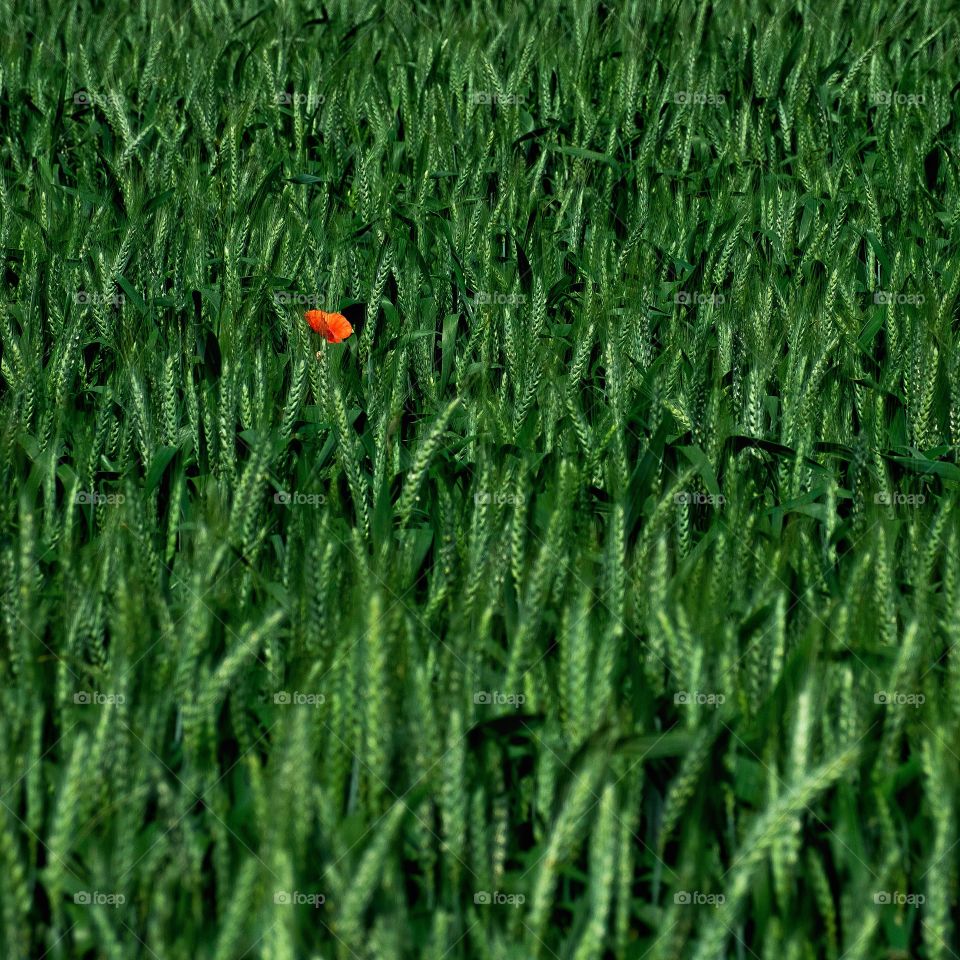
(305, 309, 353, 343)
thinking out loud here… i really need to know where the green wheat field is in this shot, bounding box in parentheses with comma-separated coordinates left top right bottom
(2, 0, 960, 956)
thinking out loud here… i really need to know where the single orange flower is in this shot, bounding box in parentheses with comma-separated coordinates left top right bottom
(305, 309, 353, 343)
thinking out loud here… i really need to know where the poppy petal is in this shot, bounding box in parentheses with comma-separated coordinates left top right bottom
(304, 308, 352, 343)
(304, 309, 325, 334)
(325, 313, 353, 342)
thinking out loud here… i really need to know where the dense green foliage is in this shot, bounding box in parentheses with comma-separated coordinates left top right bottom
(2, 0, 960, 956)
